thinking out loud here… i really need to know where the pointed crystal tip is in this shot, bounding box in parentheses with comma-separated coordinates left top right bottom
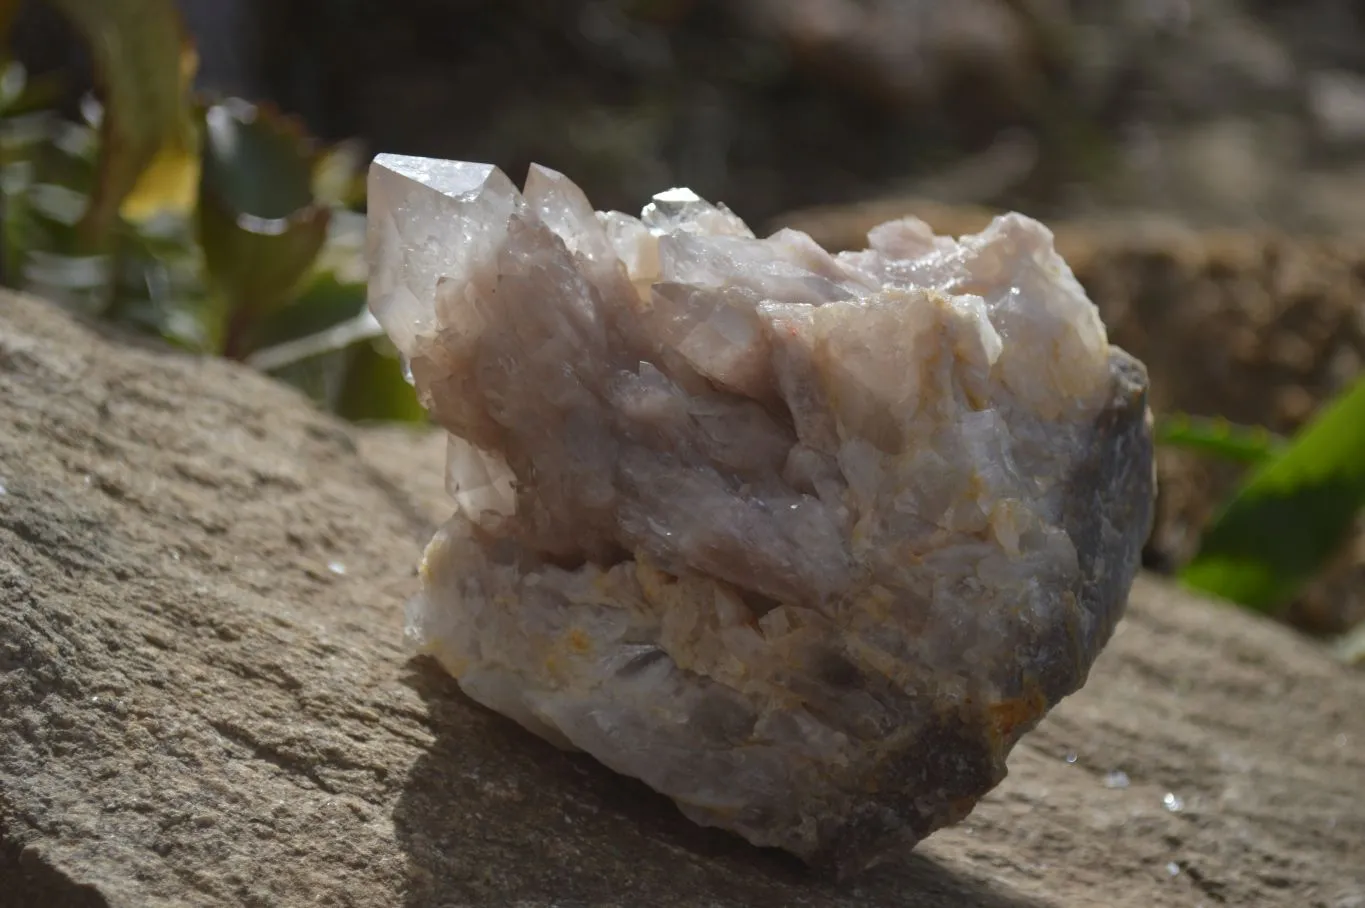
(370, 153, 502, 200)
(365, 155, 519, 357)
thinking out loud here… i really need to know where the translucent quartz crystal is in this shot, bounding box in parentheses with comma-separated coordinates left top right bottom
(367, 154, 1155, 876)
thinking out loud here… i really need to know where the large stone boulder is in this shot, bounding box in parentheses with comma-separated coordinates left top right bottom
(1, 292, 1362, 907)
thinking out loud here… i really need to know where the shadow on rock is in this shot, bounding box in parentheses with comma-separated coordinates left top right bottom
(393, 657, 1042, 908)
(0, 821, 108, 908)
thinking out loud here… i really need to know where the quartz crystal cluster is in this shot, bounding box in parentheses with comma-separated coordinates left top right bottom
(367, 154, 1155, 875)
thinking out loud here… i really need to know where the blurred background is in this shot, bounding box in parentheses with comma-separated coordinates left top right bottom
(178, 0, 1365, 232)
(3, 0, 1365, 644)
(18, 0, 1365, 231)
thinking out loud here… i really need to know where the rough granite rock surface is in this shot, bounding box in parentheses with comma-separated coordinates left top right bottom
(367, 157, 1156, 873)
(1, 293, 1363, 907)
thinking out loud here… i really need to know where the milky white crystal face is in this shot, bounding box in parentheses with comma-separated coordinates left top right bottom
(367, 154, 1152, 875)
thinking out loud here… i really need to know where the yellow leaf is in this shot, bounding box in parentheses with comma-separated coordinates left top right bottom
(119, 137, 200, 223)
(120, 41, 201, 223)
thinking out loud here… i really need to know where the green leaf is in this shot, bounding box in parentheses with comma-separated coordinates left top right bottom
(1155, 413, 1287, 466)
(197, 100, 329, 356)
(105, 215, 219, 352)
(44, 0, 194, 245)
(8, 189, 112, 311)
(247, 271, 368, 352)
(201, 101, 316, 219)
(1180, 376, 1365, 613)
(1, 121, 110, 309)
(240, 263, 420, 424)
(335, 338, 426, 423)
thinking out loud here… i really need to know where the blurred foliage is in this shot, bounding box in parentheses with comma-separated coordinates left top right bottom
(1155, 414, 1286, 467)
(46, 0, 193, 244)
(0, 0, 420, 422)
(1169, 378, 1365, 625)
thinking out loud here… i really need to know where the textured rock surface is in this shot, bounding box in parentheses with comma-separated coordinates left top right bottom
(1, 293, 1363, 907)
(366, 155, 1155, 872)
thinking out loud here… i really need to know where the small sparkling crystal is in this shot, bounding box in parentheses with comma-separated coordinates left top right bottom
(366, 154, 1155, 876)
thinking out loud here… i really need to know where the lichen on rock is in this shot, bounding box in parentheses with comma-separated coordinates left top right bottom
(365, 154, 1156, 875)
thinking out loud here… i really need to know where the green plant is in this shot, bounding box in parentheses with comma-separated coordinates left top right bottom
(0, 0, 419, 421)
(1170, 378, 1365, 616)
(1155, 414, 1286, 467)
(1154, 378, 1365, 642)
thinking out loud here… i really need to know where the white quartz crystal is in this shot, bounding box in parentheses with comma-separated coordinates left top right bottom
(367, 154, 1154, 875)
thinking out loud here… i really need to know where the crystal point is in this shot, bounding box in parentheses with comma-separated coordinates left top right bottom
(366, 154, 520, 357)
(367, 156, 1156, 876)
